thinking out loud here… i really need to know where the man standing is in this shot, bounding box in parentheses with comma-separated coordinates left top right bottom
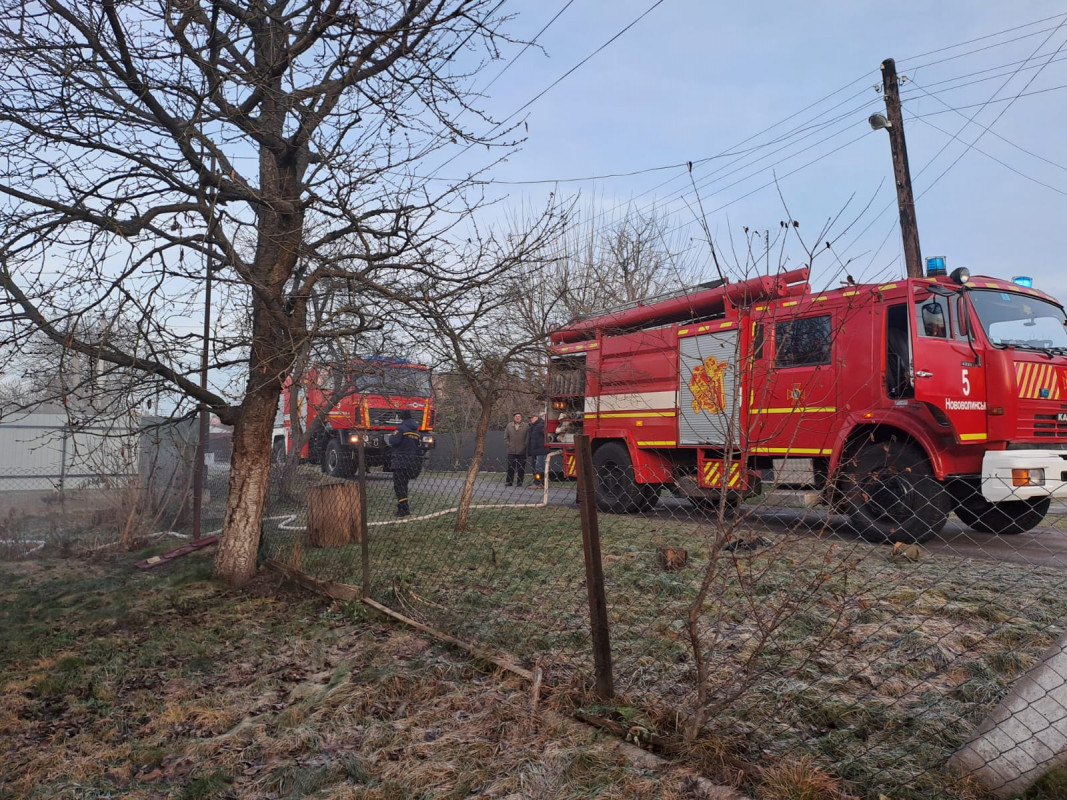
(388, 409, 421, 517)
(504, 412, 529, 487)
(528, 412, 548, 489)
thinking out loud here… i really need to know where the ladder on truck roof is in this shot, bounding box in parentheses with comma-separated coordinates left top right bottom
(572, 278, 726, 323)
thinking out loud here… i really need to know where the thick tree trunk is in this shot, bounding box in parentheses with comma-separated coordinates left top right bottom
(214, 383, 280, 586)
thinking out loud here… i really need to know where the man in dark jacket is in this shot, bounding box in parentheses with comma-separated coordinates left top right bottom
(527, 412, 548, 489)
(388, 410, 422, 517)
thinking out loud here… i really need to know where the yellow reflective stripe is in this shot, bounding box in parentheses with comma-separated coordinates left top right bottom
(750, 447, 832, 455)
(749, 407, 837, 414)
(959, 433, 987, 441)
(588, 411, 677, 418)
(637, 440, 676, 446)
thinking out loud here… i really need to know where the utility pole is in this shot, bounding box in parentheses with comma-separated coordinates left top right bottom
(876, 58, 923, 279)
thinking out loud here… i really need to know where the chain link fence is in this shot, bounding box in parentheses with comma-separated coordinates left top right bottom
(255, 437, 1067, 800)
(4, 418, 1066, 798)
(0, 414, 230, 558)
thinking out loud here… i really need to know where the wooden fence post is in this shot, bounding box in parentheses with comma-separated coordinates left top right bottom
(574, 434, 614, 700)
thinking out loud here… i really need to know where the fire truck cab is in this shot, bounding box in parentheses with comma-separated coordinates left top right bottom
(547, 264, 1067, 543)
(273, 358, 436, 478)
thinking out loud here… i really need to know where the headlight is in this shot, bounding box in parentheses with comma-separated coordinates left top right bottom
(422, 435, 435, 447)
(348, 434, 360, 445)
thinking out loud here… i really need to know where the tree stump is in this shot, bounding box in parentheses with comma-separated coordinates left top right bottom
(656, 546, 688, 571)
(307, 483, 361, 547)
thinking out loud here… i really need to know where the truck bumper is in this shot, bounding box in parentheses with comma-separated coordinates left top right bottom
(981, 450, 1067, 502)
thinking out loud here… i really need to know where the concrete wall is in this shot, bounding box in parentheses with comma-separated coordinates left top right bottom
(0, 409, 137, 492)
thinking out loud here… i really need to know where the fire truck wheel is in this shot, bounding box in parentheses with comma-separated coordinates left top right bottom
(592, 442, 658, 513)
(842, 441, 948, 544)
(955, 496, 1050, 535)
(322, 439, 355, 479)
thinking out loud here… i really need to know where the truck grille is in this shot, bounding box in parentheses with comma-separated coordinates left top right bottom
(1018, 402, 1067, 439)
(368, 408, 424, 428)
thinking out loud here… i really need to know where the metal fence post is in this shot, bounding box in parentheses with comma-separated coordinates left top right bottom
(574, 433, 614, 700)
(358, 439, 370, 599)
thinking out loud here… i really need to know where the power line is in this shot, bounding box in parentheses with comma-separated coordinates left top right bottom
(901, 14, 1067, 71)
(900, 12, 1067, 62)
(912, 113, 1067, 197)
(907, 79, 1067, 176)
(916, 17, 1067, 200)
(476, 0, 578, 95)
(425, 0, 671, 180)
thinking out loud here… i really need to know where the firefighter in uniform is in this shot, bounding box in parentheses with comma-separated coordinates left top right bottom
(388, 410, 421, 517)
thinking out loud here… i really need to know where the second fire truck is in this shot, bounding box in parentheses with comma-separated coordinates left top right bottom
(547, 262, 1067, 543)
(273, 358, 435, 477)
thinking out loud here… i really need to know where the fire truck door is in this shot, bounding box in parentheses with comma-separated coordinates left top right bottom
(679, 331, 741, 446)
(749, 313, 838, 454)
(911, 296, 988, 444)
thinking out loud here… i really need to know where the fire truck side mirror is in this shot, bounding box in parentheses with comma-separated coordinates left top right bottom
(956, 297, 970, 338)
(921, 301, 947, 338)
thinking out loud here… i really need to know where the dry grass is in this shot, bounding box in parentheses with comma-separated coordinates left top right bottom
(0, 552, 702, 800)
(256, 480, 1067, 800)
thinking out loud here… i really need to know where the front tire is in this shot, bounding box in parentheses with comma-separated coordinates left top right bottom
(840, 440, 948, 544)
(592, 442, 658, 513)
(322, 439, 355, 479)
(955, 496, 1050, 535)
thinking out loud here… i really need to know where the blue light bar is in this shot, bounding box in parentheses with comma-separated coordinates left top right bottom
(926, 256, 946, 277)
(1013, 276, 1033, 288)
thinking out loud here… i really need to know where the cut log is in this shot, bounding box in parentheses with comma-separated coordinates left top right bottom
(656, 546, 687, 571)
(307, 482, 361, 547)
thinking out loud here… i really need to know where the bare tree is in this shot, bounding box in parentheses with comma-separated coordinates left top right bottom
(534, 201, 704, 326)
(0, 0, 525, 585)
(404, 203, 567, 530)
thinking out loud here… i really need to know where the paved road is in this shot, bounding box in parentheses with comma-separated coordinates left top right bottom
(730, 502, 1067, 569)
(397, 471, 1067, 570)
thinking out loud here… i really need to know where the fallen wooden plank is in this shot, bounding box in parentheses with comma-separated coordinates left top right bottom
(135, 535, 218, 569)
(266, 558, 361, 601)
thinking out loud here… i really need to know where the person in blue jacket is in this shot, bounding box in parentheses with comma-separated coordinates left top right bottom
(388, 410, 422, 517)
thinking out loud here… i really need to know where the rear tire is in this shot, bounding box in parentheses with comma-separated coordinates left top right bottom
(592, 442, 658, 513)
(322, 439, 355, 479)
(840, 440, 948, 544)
(955, 496, 1050, 535)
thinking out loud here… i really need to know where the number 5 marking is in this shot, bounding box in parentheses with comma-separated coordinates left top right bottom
(962, 368, 971, 396)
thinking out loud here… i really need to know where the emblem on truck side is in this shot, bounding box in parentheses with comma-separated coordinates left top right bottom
(690, 356, 729, 415)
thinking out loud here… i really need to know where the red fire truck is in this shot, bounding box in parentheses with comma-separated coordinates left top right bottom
(547, 262, 1067, 543)
(272, 358, 435, 477)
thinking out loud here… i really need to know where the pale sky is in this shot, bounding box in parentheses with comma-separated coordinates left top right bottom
(439, 0, 1067, 301)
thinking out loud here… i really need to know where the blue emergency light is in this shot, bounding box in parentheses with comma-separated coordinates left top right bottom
(1013, 276, 1033, 288)
(926, 256, 946, 277)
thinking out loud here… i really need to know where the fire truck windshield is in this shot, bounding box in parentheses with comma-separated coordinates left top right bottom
(350, 365, 432, 397)
(969, 290, 1067, 353)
